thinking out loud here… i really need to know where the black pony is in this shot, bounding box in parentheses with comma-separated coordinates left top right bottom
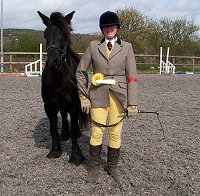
(38, 11, 88, 165)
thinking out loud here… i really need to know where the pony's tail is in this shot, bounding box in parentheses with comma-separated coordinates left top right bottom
(79, 110, 89, 130)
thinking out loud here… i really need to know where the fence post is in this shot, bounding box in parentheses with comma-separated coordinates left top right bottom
(192, 56, 195, 72)
(9, 53, 12, 72)
(172, 57, 175, 65)
(39, 43, 42, 75)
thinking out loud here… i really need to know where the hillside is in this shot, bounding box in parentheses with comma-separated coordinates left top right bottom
(3, 28, 102, 53)
(4, 28, 44, 42)
(4, 28, 43, 36)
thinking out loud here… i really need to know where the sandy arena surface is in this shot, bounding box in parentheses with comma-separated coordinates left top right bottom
(0, 74, 199, 196)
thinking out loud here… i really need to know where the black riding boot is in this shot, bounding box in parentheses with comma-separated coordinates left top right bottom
(107, 146, 123, 183)
(86, 144, 102, 183)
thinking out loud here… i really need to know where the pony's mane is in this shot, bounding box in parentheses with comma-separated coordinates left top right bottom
(50, 12, 72, 44)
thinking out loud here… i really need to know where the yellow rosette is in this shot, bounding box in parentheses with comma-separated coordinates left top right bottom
(91, 72, 104, 86)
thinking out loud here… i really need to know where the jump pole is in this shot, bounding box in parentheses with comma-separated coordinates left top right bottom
(166, 47, 170, 74)
(160, 47, 162, 74)
(39, 43, 42, 75)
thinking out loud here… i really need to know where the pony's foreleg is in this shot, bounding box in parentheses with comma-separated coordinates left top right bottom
(45, 104, 62, 158)
(68, 114, 85, 165)
(60, 110, 70, 141)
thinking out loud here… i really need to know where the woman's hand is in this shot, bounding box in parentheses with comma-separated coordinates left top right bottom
(79, 96, 91, 114)
(127, 105, 138, 117)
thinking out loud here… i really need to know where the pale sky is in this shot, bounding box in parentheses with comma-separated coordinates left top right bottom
(2, 0, 200, 34)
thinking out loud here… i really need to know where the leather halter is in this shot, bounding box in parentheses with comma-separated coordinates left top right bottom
(46, 42, 69, 63)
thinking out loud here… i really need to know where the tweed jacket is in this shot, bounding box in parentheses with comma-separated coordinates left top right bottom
(76, 37, 138, 109)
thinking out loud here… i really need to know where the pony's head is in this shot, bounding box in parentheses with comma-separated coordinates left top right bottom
(38, 11, 75, 71)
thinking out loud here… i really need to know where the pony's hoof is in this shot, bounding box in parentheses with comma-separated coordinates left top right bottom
(59, 134, 69, 141)
(47, 150, 62, 159)
(76, 131, 82, 138)
(69, 155, 85, 165)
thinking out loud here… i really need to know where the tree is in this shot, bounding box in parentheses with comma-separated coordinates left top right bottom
(154, 17, 200, 55)
(116, 7, 153, 54)
(116, 7, 200, 56)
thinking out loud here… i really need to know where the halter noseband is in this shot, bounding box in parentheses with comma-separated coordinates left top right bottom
(46, 42, 69, 63)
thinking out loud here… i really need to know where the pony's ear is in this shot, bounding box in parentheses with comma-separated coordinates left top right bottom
(65, 11, 75, 22)
(37, 11, 51, 26)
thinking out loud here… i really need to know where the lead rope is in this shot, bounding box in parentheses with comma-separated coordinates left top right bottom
(63, 67, 128, 128)
(61, 60, 165, 135)
(62, 68, 127, 127)
(68, 70, 165, 135)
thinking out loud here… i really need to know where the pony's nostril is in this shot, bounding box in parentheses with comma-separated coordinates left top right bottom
(55, 64, 59, 70)
(46, 58, 60, 70)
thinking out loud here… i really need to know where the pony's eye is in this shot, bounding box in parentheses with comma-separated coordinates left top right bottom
(62, 33, 65, 37)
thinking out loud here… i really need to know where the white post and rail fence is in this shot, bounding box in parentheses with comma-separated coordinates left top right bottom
(160, 47, 176, 74)
(1, 44, 200, 76)
(25, 43, 43, 76)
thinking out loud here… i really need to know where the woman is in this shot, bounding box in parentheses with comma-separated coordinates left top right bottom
(76, 11, 138, 183)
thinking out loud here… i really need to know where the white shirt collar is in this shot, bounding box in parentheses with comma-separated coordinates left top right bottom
(105, 37, 117, 46)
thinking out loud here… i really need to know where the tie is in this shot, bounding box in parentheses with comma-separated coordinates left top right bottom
(107, 41, 112, 51)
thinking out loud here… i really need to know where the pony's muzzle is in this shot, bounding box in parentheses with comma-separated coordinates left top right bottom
(46, 58, 60, 71)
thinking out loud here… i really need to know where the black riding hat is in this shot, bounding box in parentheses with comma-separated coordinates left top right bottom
(99, 11, 120, 28)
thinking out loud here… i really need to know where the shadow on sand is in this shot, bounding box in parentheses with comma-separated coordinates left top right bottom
(32, 117, 91, 165)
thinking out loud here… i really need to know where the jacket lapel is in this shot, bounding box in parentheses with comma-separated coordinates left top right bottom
(98, 37, 123, 60)
(109, 43, 122, 59)
(98, 42, 108, 60)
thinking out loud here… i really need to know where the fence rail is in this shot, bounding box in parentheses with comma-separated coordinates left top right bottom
(1, 52, 200, 72)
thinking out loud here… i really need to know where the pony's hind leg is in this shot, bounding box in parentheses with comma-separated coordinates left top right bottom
(45, 104, 62, 159)
(69, 138, 85, 165)
(68, 113, 85, 165)
(60, 110, 70, 141)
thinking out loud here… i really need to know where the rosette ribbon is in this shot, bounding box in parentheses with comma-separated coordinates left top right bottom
(91, 73, 116, 86)
(91, 72, 104, 86)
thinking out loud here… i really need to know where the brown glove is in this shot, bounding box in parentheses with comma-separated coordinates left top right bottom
(127, 105, 138, 117)
(79, 96, 91, 114)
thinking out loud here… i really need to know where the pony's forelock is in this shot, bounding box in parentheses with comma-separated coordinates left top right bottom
(50, 12, 72, 43)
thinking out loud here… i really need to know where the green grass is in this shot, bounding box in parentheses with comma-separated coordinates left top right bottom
(30, 72, 40, 75)
(175, 66, 192, 72)
(137, 64, 200, 73)
(175, 66, 200, 72)
(2, 65, 200, 74)
(4, 69, 22, 73)
(137, 64, 159, 71)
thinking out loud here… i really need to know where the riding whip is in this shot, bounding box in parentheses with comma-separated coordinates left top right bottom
(138, 110, 165, 139)
(63, 63, 165, 137)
